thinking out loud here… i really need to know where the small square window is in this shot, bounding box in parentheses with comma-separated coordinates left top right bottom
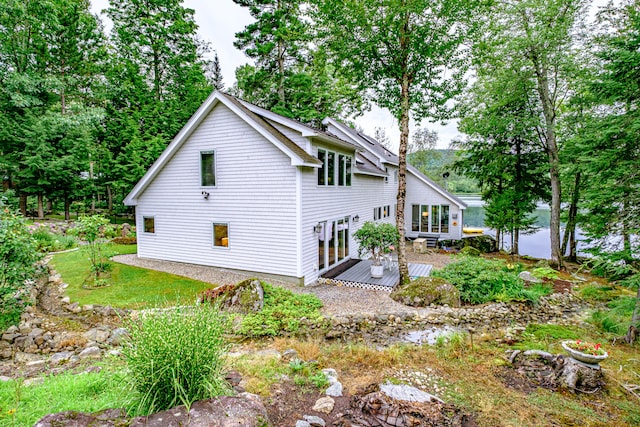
(201, 151, 216, 186)
(213, 223, 228, 247)
(143, 216, 155, 233)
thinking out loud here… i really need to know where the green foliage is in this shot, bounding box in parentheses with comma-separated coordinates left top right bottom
(122, 304, 231, 414)
(0, 369, 132, 426)
(531, 267, 559, 280)
(353, 222, 400, 266)
(390, 276, 460, 307)
(75, 215, 111, 284)
(0, 206, 41, 330)
(459, 246, 481, 257)
(590, 297, 636, 335)
(31, 227, 77, 253)
(433, 256, 533, 304)
(239, 283, 323, 337)
(524, 324, 579, 341)
(521, 283, 554, 302)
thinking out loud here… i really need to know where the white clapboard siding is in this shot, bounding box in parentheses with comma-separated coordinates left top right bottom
(405, 172, 463, 240)
(135, 103, 299, 278)
(300, 144, 396, 284)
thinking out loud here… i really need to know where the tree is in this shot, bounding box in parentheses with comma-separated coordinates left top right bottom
(315, 0, 484, 284)
(482, 0, 588, 267)
(374, 127, 392, 150)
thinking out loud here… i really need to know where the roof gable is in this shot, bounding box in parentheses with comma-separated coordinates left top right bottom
(124, 91, 321, 205)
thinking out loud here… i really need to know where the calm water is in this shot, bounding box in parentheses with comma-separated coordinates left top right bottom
(458, 195, 580, 260)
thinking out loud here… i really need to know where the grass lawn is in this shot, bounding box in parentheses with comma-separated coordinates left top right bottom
(50, 244, 214, 309)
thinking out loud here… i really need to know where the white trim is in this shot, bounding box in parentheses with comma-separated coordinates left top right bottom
(295, 168, 303, 278)
(212, 222, 230, 249)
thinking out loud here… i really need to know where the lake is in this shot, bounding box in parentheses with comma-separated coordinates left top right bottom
(457, 195, 582, 260)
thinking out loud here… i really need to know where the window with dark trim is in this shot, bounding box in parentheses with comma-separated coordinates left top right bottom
(201, 151, 216, 186)
(317, 148, 352, 187)
(213, 223, 228, 247)
(143, 216, 155, 233)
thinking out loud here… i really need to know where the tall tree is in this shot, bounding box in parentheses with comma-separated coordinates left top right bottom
(102, 0, 213, 210)
(315, 0, 484, 284)
(482, 0, 588, 267)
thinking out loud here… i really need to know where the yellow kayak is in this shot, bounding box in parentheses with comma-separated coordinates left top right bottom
(463, 227, 484, 234)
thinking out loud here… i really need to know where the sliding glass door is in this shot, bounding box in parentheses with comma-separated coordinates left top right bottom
(318, 217, 350, 272)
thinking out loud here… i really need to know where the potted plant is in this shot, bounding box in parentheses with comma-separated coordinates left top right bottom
(353, 221, 400, 278)
(561, 340, 608, 365)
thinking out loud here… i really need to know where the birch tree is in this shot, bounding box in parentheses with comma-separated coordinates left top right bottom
(315, 0, 484, 284)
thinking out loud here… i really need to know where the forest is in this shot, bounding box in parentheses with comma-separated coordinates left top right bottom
(1, 0, 638, 271)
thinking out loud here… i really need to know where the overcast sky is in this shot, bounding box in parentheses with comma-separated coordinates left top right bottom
(90, 0, 607, 151)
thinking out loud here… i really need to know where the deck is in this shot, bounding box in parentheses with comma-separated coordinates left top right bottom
(319, 259, 433, 292)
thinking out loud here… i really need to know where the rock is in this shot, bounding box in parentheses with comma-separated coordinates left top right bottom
(60, 296, 71, 304)
(28, 328, 44, 338)
(322, 368, 338, 380)
(99, 305, 115, 317)
(296, 421, 312, 427)
(282, 348, 299, 361)
(5, 325, 19, 334)
(129, 393, 270, 427)
(82, 304, 95, 312)
(312, 396, 335, 414)
(325, 381, 343, 397)
(14, 336, 34, 350)
(34, 408, 128, 427)
(121, 223, 132, 237)
(83, 328, 110, 343)
(2, 333, 18, 343)
(24, 377, 45, 387)
(391, 277, 460, 308)
(462, 235, 498, 253)
(519, 271, 542, 283)
(217, 279, 264, 314)
(379, 383, 443, 403)
(108, 328, 129, 346)
(49, 351, 75, 366)
(65, 302, 82, 314)
(78, 346, 101, 359)
(303, 415, 326, 427)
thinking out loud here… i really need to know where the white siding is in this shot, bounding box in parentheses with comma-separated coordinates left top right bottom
(135, 103, 300, 279)
(300, 145, 396, 284)
(405, 173, 463, 240)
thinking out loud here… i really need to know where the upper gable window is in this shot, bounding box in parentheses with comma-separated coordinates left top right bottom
(201, 151, 216, 186)
(318, 148, 351, 187)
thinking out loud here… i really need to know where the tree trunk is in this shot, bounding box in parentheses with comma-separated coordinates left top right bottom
(46, 198, 52, 213)
(107, 184, 113, 212)
(496, 229, 502, 251)
(396, 72, 411, 285)
(19, 193, 27, 217)
(64, 195, 70, 221)
(513, 228, 519, 255)
(37, 192, 44, 219)
(562, 172, 580, 261)
(534, 63, 563, 268)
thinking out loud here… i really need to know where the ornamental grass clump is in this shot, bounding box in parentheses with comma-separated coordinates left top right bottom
(122, 304, 231, 414)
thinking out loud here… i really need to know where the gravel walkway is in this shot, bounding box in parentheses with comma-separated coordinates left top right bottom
(113, 252, 454, 317)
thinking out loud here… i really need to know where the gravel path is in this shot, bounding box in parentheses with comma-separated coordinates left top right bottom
(112, 252, 454, 317)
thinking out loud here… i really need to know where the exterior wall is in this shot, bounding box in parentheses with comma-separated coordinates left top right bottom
(300, 144, 395, 285)
(404, 173, 463, 240)
(134, 103, 300, 279)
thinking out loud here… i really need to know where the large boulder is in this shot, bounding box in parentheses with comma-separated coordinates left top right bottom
(34, 394, 270, 427)
(462, 235, 498, 253)
(216, 279, 265, 314)
(391, 277, 460, 308)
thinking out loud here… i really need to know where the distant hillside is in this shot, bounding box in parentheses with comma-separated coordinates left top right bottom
(408, 149, 479, 194)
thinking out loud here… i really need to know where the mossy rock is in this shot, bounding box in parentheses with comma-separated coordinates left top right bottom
(217, 278, 264, 314)
(459, 246, 481, 257)
(462, 235, 498, 253)
(391, 277, 460, 308)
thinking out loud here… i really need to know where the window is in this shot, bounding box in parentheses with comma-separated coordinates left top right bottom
(317, 150, 326, 185)
(201, 151, 215, 186)
(385, 167, 389, 183)
(213, 223, 229, 247)
(318, 148, 352, 187)
(383, 205, 391, 218)
(143, 216, 155, 233)
(411, 204, 451, 233)
(374, 206, 390, 220)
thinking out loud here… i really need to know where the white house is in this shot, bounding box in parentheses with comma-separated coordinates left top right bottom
(124, 91, 466, 285)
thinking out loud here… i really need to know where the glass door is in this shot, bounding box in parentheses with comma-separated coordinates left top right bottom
(318, 217, 350, 272)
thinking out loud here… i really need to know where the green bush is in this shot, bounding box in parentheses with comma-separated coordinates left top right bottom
(459, 246, 481, 257)
(0, 206, 41, 330)
(590, 296, 636, 335)
(433, 256, 530, 304)
(122, 304, 231, 414)
(239, 283, 323, 337)
(31, 227, 77, 252)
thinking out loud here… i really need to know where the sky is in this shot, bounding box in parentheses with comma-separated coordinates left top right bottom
(89, 0, 606, 151)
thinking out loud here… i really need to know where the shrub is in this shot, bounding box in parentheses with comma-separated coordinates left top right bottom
(31, 227, 77, 252)
(239, 283, 323, 337)
(433, 256, 529, 304)
(0, 206, 41, 330)
(111, 236, 137, 245)
(459, 246, 481, 257)
(122, 304, 231, 414)
(76, 215, 112, 285)
(590, 296, 636, 335)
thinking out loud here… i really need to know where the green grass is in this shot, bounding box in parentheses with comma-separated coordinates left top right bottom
(50, 244, 213, 309)
(0, 368, 132, 426)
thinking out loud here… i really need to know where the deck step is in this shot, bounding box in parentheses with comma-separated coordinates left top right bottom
(417, 234, 439, 248)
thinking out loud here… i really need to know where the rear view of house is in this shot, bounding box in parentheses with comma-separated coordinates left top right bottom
(124, 91, 465, 285)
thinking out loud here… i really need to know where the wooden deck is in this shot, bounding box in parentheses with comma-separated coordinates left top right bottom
(319, 259, 432, 292)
